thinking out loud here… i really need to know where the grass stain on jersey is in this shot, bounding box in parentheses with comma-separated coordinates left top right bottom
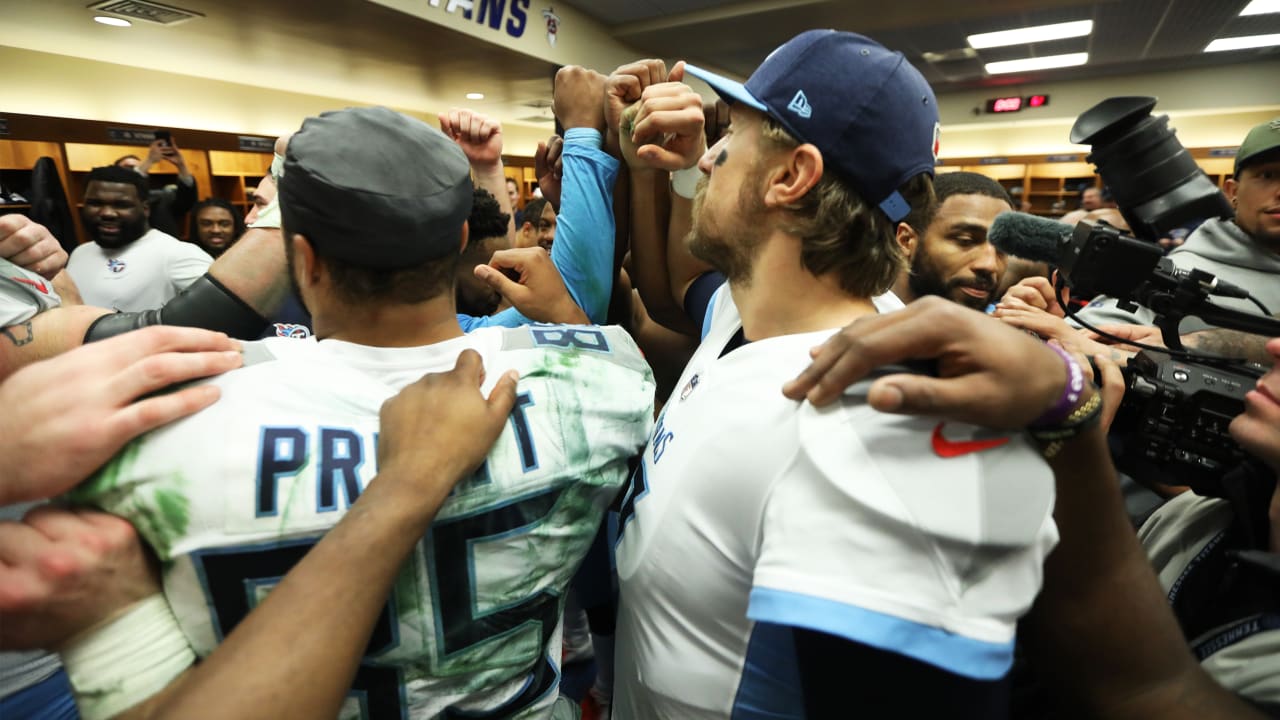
(153, 487, 191, 537)
(392, 558, 430, 662)
(132, 486, 191, 559)
(64, 437, 192, 559)
(524, 348, 628, 574)
(68, 436, 145, 501)
(277, 454, 319, 533)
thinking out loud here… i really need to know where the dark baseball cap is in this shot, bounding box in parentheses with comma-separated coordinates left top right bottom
(1235, 118, 1280, 175)
(685, 30, 940, 222)
(280, 106, 473, 270)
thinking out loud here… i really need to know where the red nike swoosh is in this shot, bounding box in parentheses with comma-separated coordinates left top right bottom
(931, 423, 1011, 458)
(10, 277, 48, 294)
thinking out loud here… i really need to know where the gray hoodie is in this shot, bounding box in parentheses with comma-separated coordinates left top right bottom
(1070, 217, 1280, 333)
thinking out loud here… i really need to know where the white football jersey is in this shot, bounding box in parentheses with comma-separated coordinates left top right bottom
(71, 325, 655, 719)
(613, 288, 1059, 719)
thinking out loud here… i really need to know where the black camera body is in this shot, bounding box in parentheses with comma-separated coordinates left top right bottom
(1109, 351, 1264, 491)
(1058, 219, 1164, 301)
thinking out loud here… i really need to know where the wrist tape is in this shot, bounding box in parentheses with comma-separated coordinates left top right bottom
(248, 195, 282, 229)
(62, 594, 196, 720)
(671, 166, 701, 200)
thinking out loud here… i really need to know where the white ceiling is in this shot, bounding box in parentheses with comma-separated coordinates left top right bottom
(567, 0, 1280, 91)
(3, 0, 1277, 135)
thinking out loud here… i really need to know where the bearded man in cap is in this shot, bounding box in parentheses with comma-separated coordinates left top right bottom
(609, 31, 1061, 717)
(58, 106, 655, 719)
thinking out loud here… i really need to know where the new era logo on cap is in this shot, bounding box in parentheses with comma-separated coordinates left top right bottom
(788, 90, 812, 119)
(684, 30, 939, 223)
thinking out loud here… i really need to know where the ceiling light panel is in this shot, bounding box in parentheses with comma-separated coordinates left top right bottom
(1240, 0, 1280, 16)
(968, 20, 1093, 49)
(985, 52, 1089, 74)
(1204, 33, 1280, 51)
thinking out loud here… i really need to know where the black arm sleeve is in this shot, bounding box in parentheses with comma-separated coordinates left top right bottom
(83, 273, 267, 343)
(793, 626, 1011, 719)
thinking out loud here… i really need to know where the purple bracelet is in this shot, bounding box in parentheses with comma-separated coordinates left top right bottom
(1029, 343, 1086, 428)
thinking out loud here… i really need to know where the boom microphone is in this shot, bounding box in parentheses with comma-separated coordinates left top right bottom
(988, 211, 1069, 264)
(988, 212, 1252, 300)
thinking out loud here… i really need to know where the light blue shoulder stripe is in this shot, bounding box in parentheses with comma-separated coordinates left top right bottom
(701, 282, 727, 341)
(748, 587, 1014, 680)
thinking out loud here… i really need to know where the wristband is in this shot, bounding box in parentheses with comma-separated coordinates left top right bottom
(1029, 343, 1085, 428)
(269, 151, 285, 183)
(671, 166, 701, 200)
(62, 594, 196, 720)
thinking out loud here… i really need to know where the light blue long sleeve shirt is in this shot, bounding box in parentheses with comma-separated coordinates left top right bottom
(459, 128, 620, 331)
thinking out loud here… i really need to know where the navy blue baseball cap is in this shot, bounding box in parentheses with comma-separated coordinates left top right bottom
(686, 30, 940, 222)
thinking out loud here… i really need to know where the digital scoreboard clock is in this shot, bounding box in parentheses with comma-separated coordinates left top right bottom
(985, 94, 1051, 113)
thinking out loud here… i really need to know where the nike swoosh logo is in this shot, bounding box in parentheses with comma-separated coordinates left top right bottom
(9, 277, 49, 294)
(931, 423, 1011, 458)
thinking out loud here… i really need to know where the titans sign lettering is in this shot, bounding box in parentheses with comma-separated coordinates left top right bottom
(425, 0, 531, 39)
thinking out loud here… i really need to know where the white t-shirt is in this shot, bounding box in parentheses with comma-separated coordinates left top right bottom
(0, 256, 61, 327)
(613, 288, 1059, 719)
(70, 324, 655, 719)
(66, 228, 211, 312)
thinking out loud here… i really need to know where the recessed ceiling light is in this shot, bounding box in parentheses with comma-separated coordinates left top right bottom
(93, 15, 132, 27)
(1205, 33, 1280, 52)
(466, 92, 485, 100)
(1240, 0, 1280, 16)
(968, 20, 1093, 49)
(985, 52, 1089, 75)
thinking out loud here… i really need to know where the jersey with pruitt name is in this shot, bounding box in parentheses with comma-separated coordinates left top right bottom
(70, 324, 655, 720)
(613, 288, 1059, 719)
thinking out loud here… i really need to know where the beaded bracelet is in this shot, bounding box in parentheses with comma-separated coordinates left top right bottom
(1028, 391, 1104, 459)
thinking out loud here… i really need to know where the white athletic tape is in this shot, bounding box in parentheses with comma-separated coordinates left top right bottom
(671, 166, 702, 200)
(248, 196, 281, 229)
(269, 152, 285, 183)
(62, 594, 196, 720)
